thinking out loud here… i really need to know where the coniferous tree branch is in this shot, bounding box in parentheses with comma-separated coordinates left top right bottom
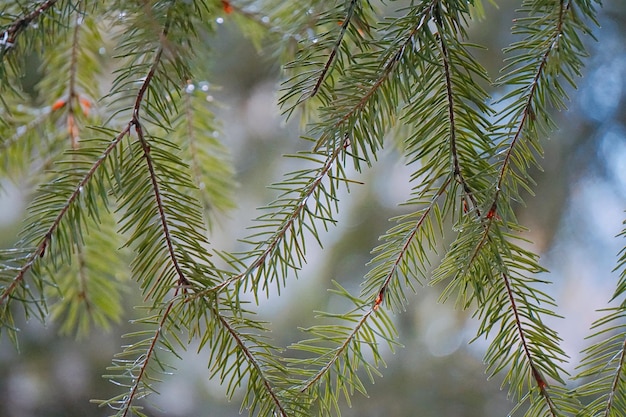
(132, 117, 192, 290)
(287, 283, 397, 416)
(493, 0, 569, 214)
(96, 295, 181, 417)
(297, 307, 376, 391)
(575, 220, 626, 415)
(0, 124, 129, 307)
(210, 301, 290, 417)
(188, 5, 416, 300)
(0, 0, 58, 56)
(27, 0, 171, 291)
(0, 1, 613, 416)
(279, 0, 376, 115)
(361, 176, 451, 311)
(200, 1, 438, 302)
(309, 0, 361, 98)
(501, 268, 558, 414)
(197, 133, 351, 300)
(434, 8, 482, 216)
(179, 290, 301, 417)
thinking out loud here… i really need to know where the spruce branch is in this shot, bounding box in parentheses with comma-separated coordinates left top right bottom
(131, 117, 192, 290)
(0, 124, 130, 309)
(93, 293, 184, 417)
(501, 269, 558, 416)
(309, 0, 361, 98)
(0, 0, 186, 334)
(211, 302, 290, 417)
(575, 221, 626, 415)
(201, 2, 438, 300)
(315, 0, 437, 150)
(297, 307, 376, 394)
(434, 15, 481, 216)
(493, 0, 571, 208)
(287, 282, 397, 416)
(0, 0, 59, 55)
(361, 176, 452, 311)
(422, 1, 591, 414)
(121, 296, 178, 417)
(604, 339, 626, 416)
(195, 132, 352, 299)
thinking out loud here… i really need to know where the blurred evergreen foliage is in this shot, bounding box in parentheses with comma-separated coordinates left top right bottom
(0, 1, 625, 417)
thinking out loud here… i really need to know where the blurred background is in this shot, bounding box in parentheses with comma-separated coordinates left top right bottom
(1, 0, 626, 416)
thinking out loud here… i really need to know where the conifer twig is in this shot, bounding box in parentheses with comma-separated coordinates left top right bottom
(310, 0, 360, 98)
(466, 0, 571, 273)
(458, 2, 572, 410)
(435, 18, 481, 215)
(370, 176, 451, 310)
(0, 124, 131, 307)
(494, 0, 569, 204)
(604, 337, 626, 415)
(212, 304, 290, 416)
(501, 269, 558, 415)
(118, 295, 179, 417)
(0, 0, 59, 53)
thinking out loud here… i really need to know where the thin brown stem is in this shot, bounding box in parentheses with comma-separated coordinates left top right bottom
(434, 16, 481, 216)
(0, 124, 130, 307)
(310, 0, 360, 98)
(299, 308, 374, 393)
(0, 0, 59, 54)
(133, 118, 191, 289)
(501, 270, 558, 415)
(120, 293, 179, 417)
(604, 337, 626, 416)
(213, 305, 290, 416)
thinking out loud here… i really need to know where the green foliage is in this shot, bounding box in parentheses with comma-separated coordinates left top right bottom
(1, 0, 621, 416)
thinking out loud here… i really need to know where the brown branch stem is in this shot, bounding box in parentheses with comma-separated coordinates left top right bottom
(0, 124, 131, 307)
(213, 306, 290, 416)
(132, 116, 191, 290)
(0, 0, 59, 53)
(310, 0, 360, 98)
(435, 18, 481, 215)
(299, 308, 374, 393)
(604, 336, 626, 416)
(120, 294, 179, 417)
(501, 270, 558, 415)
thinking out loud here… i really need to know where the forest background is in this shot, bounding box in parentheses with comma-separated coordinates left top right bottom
(0, 0, 626, 416)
